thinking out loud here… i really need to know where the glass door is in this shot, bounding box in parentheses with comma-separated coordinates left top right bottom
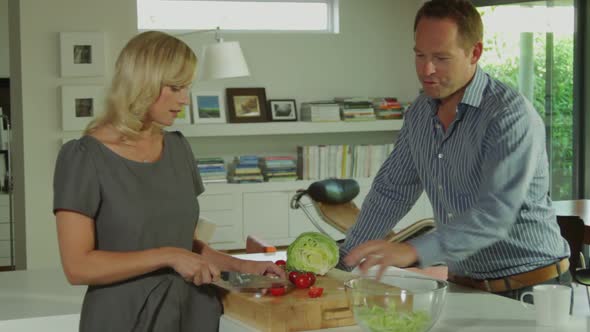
(476, 1, 575, 200)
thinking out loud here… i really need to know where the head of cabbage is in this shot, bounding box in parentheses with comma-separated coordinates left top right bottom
(286, 232, 339, 275)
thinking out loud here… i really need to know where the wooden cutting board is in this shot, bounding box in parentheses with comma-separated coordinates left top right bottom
(214, 269, 356, 332)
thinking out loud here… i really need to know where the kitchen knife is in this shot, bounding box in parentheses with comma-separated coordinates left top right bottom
(219, 271, 291, 291)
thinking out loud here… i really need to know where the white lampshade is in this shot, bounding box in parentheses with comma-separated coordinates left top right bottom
(199, 41, 250, 80)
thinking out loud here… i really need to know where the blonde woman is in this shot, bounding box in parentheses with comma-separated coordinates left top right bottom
(53, 31, 285, 332)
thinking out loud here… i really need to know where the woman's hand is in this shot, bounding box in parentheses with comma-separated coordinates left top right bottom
(239, 260, 287, 279)
(165, 247, 221, 285)
(343, 240, 418, 280)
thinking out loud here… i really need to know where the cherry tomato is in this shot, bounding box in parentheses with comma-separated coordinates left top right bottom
(295, 274, 312, 289)
(289, 271, 299, 284)
(269, 286, 286, 296)
(274, 260, 287, 269)
(305, 272, 316, 286)
(308, 286, 324, 298)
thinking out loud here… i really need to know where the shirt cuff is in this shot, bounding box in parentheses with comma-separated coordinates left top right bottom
(407, 232, 445, 267)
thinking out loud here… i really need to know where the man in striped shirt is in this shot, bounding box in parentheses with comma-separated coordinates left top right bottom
(339, 0, 571, 302)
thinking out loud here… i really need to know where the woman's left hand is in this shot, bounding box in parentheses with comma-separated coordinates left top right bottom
(239, 260, 287, 279)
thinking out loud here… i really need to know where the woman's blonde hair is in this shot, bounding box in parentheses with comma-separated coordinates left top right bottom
(85, 31, 197, 139)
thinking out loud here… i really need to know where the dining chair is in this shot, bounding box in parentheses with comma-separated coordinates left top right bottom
(556, 215, 590, 308)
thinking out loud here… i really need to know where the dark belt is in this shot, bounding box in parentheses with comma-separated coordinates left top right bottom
(448, 258, 569, 293)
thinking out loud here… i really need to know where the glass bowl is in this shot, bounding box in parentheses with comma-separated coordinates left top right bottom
(344, 274, 447, 332)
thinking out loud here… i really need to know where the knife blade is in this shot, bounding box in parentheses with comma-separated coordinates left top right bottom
(219, 271, 290, 290)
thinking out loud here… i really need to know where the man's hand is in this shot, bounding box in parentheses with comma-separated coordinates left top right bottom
(344, 240, 419, 280)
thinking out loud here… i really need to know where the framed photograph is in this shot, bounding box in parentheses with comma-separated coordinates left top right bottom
(174, 104, 192, 125)
(59, 32, 105, 77)
(191, 92, 226, 124)
(61, 85, 105, 131)
(268, 99, 297, 121)
(226, 88, 268, 123)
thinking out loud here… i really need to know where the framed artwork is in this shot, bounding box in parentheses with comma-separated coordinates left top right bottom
(226, 88, 268, 123)
(174, 104, 192, 125)
(268, 99, 297, 121)
(59, 32, 105, 77)
(61, 85, 105, 131)
(191, 92, 226, 124)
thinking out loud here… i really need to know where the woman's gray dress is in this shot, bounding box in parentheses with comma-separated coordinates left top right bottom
(53, 131, 222, 332)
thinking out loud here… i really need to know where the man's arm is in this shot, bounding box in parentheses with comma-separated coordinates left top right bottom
(338, 121, 423, 270)
(409, 103, 543, 266)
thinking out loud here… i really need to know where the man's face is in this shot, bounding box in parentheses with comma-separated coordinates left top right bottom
(414, 17, 481, 101)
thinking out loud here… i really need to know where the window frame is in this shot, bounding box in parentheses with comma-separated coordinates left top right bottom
(137, 0, 340, 33)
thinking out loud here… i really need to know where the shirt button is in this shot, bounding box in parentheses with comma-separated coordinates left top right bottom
(435, 124, 441, 129)
(438, 153, 443, 159)
(438, 185, 443, 191)
(447, 213, 453, 218)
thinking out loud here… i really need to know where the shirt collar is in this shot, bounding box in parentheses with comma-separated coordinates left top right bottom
(425, 65, 488, 115)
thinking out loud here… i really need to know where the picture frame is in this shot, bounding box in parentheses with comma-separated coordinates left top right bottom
(174, 104, 192, 125)
(191, 92, 226, 124)
(61, 85, 105, 131)
(59, 32, 105, 77)
(268, 99, 298, 121)
(226, 88, 268, 123)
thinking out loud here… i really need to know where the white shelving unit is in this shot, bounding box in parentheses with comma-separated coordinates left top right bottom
(60, 119, 434, 250)
(61, 120, 403, 141)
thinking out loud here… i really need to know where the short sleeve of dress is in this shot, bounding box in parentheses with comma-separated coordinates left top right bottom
(173, 131, 205, 197)
(53, 139, 101, 218)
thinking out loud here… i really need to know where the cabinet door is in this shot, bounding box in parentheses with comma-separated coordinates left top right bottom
(199, 193, 243, 248)
(243, 192, 289, 240)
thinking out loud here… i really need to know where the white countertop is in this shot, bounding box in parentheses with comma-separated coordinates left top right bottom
(0, 252, 588, 332)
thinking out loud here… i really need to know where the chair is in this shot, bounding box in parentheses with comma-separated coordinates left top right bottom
(556, 215, 590, 308)
(291, 178, 447, 280)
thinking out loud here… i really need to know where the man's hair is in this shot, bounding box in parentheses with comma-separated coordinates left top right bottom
(414, 0, 483, 50)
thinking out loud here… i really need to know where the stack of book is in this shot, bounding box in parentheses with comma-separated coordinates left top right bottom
(373, 97, 405, 119)
(300, 101, 341, 122)
(261, 156, 298, 182)
(229, 155, 264, 183)
(196, 157, 227, 183)
(335, 97, 376, 122)
(297, 143, 395, 180)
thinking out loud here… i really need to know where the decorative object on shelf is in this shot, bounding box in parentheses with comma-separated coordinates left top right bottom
(59, 32, 105, 77)
(191, 91, 226, 124)
(174, 105, 192, 125)
(61, 85, 105, 131)
(198, 27, 250, 81)
(226, 87, 268, 123)
(268, 99, 297, 122)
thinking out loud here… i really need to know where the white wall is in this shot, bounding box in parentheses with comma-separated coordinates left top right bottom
(0, 0, 9, 77)
(11, 0, 422, 269)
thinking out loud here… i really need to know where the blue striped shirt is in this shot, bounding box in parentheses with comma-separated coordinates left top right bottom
(339, 66, 569, 279)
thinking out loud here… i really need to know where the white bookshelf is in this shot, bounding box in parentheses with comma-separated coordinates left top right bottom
(61, 120, 403, 142)
(59, 119, 430, 250)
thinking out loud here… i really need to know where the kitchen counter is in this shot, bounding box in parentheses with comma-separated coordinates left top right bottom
(0, 252, 588, 331)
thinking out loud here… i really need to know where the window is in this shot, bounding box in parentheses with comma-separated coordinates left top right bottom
(137, 0, 339, 33)
(475, 1, 576, 200)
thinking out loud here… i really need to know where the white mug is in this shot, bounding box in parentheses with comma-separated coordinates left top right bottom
(520, 284, 571, 327)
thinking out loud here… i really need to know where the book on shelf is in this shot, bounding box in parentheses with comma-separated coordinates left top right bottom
(196, 157, 228, 183)
(297, 143, 394, 180)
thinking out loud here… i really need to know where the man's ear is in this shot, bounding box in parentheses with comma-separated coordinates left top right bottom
(471, 41, 483, 64)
